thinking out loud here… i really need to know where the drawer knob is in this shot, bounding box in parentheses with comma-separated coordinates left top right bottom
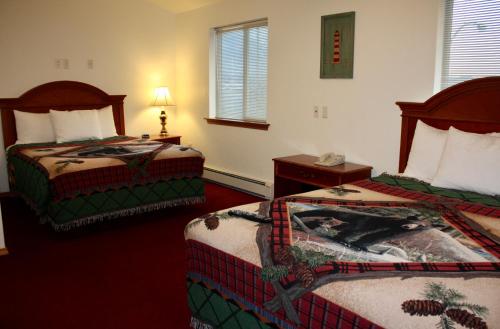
(300, 171, 315, 179)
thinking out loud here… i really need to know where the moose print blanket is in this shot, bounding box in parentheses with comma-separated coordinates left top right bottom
(185, 174, 500, 329)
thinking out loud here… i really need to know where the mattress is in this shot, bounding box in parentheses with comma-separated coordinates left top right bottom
(185, 174, 500, 329)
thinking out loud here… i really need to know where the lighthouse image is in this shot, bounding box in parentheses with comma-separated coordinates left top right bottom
(333, 30, 341, 64)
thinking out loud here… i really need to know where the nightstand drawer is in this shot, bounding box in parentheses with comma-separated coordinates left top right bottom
(275, 163, 339, 187)
(273, 154, 372, 198)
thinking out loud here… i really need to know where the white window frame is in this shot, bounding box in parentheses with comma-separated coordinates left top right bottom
(208, 18, 269, 128)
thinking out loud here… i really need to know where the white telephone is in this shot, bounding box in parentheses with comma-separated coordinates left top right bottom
(315, 152, 345, 167)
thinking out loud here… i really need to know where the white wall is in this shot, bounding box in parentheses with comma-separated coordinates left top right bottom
(0, 0, 177, 191)
(0, 0, 441, 193)
(176, 0, 439, 185)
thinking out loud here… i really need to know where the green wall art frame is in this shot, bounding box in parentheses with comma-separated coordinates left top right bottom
(320, 11, 355, 79)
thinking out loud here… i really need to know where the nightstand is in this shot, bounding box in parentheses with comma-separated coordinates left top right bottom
(150, 134, 181, 145)
(273, 154, 372, 198)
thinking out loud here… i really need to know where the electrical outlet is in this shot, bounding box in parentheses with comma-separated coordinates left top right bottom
(63, 59, 69, 69)
(55, 59, 61, 69)
(313, 106, 319, 118)
(322, 106, 328, 119)
(87, 59, 94, 69)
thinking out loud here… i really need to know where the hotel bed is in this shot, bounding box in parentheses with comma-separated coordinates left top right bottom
(185, 77, 500, 329)
(0, 81, 205, 231)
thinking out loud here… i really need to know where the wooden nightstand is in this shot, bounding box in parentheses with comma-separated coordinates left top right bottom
(150, 134, 181, 145)
(273, 154, 372, 198)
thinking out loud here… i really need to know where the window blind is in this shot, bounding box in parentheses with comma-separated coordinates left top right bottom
(215, 19, 268, 122)
(441, 0, 500, 89)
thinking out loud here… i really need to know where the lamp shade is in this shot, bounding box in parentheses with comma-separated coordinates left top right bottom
(152, 87, 174, 106)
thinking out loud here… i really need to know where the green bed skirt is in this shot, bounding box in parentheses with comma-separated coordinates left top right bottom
(47, 178, 205, 230)
(187, 276, 277, 329)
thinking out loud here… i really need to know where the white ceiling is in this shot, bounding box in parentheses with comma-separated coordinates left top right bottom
(148, 0, 225, 13)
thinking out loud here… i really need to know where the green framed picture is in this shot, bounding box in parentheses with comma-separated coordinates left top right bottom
(320, 12, 355, 79)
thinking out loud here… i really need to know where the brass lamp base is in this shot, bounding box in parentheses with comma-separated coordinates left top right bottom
(159, 109, 168, 136)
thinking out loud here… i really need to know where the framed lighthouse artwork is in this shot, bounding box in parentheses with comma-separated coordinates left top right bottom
(320, 12, 355, 79)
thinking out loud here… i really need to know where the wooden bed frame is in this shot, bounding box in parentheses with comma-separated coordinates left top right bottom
(0, 81, 126, 148)
(396, 76, 500, 173)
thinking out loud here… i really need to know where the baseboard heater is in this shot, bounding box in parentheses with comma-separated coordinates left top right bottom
(203, 167, 272, 199)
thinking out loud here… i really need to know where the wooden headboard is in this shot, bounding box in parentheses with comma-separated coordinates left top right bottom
(396, 76, 500, 173)
(0, 81, 126, 148)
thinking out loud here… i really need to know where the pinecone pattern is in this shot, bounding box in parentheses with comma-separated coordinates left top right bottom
(275, 247, 295, 269)
(203, 215, 220, 230)
(401, 300, 445, 316)
(445, 309, 488, 329)
(292, 262, 315, 288)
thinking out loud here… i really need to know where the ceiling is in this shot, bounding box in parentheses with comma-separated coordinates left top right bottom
(148, 0, 225, 13)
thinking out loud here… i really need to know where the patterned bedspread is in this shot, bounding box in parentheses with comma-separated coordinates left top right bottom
(185, 175, 500, 329)
(8, 137, 205, 230)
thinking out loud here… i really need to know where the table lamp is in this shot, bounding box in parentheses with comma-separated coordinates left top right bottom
(151, 86, 174, 136)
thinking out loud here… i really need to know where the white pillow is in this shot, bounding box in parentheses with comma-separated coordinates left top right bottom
(402, 120, 448, 182)
(490, 132, 500, 137)
(431, 127, 500, 195)
(50, 110, 102, 143)
(14, 110, 56, 144)
(96, 106, 117, 138)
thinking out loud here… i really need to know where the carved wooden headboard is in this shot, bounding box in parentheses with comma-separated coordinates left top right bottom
(0, 81, 126, 148)
(396, 77, 500, 173)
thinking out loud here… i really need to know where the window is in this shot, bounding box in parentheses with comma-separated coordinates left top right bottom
(210, 19, 269, 127)
(441, 0, 500, 89)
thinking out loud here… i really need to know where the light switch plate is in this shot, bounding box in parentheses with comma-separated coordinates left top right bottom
(322, 106, 328, 119)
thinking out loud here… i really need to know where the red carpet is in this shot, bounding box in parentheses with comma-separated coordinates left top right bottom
(0, 182, 263, 329)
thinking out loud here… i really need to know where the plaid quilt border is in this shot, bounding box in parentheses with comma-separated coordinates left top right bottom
(9, 140, 204, 201)
(50, 156, 204, 200)
(269, 195, 500, 276)
(186, 239, 382, 329)
(352, 179, 500, 218)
